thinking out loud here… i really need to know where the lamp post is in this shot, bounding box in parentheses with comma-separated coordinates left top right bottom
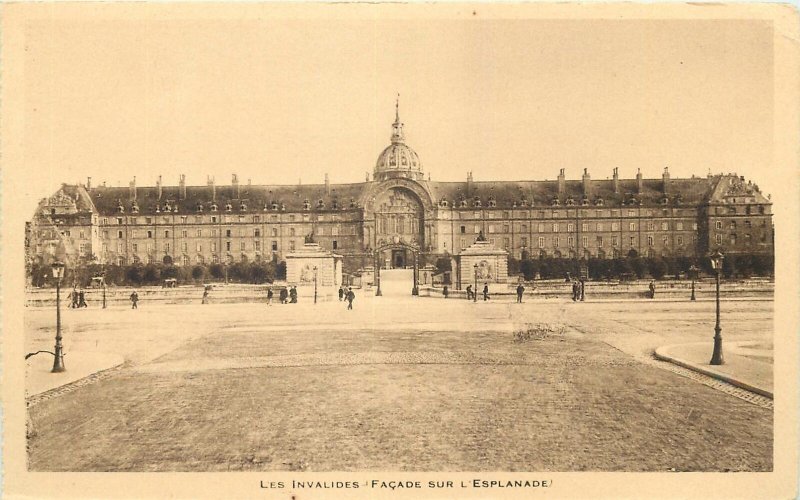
(473, 263, 478, 303)
(375, 252, 382, 297)
(709, 250, 724, 365)
(689, 264, 699, 301)
(51, 261, 66, 373)
(313, 265, 318, 304)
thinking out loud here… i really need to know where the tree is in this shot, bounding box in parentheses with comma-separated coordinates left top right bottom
(649, 258, 667, 280)
(162, 265, 179, 280)
(435, 257, 452, 274)
(520, 259, 538, 281)
(143, 264, 161, 284)
(209, 263, 224, 280)
(191, 265, 206, 281)
(629, 256, 648, 279)
(276, 260, 287, 280)
(126, 265, 144, 284)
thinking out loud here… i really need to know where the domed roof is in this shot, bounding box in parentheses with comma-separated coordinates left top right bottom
(374, 97, 424, 181)
(375, 143, 421, 171)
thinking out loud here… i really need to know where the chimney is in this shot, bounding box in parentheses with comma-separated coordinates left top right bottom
(636, 168, 643, 193)
(325, 173, 330, 196)
(179, 174, 186, 200)
(156, 175, 163, 200)
(612, 168, 620, 194)
(129, 176, 137, 200)
(582, 168, 591, 196)
(467, 171, 474, 197)
(86, 176, 92, 191)
(232, 173, 240, 198)
(208, 176, 216, 201)
(557, 168, 565, 194)
(662, 166, 670, 194)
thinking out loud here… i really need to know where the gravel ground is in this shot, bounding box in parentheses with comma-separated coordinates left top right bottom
(26, 297, 773, 472)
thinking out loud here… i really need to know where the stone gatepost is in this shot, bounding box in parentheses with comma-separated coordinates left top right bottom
(285, 242, 343, 294)
(457, 236, 509, 290)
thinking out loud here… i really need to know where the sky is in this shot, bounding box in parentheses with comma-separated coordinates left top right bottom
(18, 16, 775, 213)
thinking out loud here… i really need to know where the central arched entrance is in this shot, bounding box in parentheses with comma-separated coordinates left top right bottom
(374, 241, 420, 296)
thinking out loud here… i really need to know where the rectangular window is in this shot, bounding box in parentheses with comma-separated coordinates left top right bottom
(662, 236, 669, 246)
(582, 236, 588, 248)
(611, 222, 619, 231)
(597, 236, 603, 247)
(715, 234, 722, 245)
(131, 230, 137, 238)
(272, 241, 278, 251)
(182, 242, 188, 252)
(332, 227, 339, 236)
(554, 237, 560, 248)
(647, 222, 654, 231)
(146, 230, 152, 238)
(552, 223, 559, 233)
(503, 224, 509, 233)
(211, 216, 217, 223)
(226, 241, 232, 251)
(117, 217, 124, 225)
(461, 238, 466, 249)
(676, 236, 683, 246)
(567, 223, 574, 232)
(460, 225, 466, 234)
(676, 222, 684, 231)
(239, 228, 245, 237)
(212, 242, 217, 252)
(132, 243, 138, 252)
(181, 216, 188, 223)
(629, 222, 636, 231)
(79, 243, 87, 254)
(118, 230, 123, 239)
(271, 227, 278, 237)
(103, 230, 109, 239)
(254, 229, 261, 237)
(254, 241, 261, 251)
(630, 236, 635, 246)
(165, 230, 170, 238)
(628, 210, 636, 217)
(730, 234, 737, 245)
(568, 236, 574, 247)
(253, 216, 260, 223)
(581, 223, 588, 232)
(145, 217, 152, 224)
(290, 228, 296, 237)
(196, 243, 202, 252)
(333, 240, 338, 250)
(538, 237, 545, 248)
(181, 230, 188, 238)
(596, 223, 603, 232)
(474, 225, 480, 234)
(538, 223, 545, 232)
(715, 221, 722, 230)
(503, 237, 510, 248)
(164, 243, 170, 253)
(240, 241, 246, 251)
(79, 230, 85, 239)
(117, 241, 123, 252)
(647, 235, 654, 246)
(289, 241, 296, 251)
(552, 211, 558, 218)
(611, 236, 619, 247)
(226, 229, 232, 237)
(661, 222, 669, 231)
(693, 222, 699, 230)
(488, 225, 495, 234)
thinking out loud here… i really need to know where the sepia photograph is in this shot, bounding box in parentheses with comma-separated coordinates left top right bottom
(2, 3, 798, 499)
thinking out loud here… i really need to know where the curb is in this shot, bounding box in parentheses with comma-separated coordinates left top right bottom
(653, 346, 773, 399)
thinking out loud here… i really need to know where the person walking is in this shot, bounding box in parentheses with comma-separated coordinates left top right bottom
(79, 288, 88, 308)
(443, 285, 449, 299)
(649, 280, 656, 299)
(279, 287, 288, 304)
(483, 283, 490, 301)
(465, 284, 473, 300)
(202, 287, 209, 304)
(289, 286, 298, 303)
(346, 287, 355, 310)
(267, 287, 273, 305)
(572, 281, 579, 302)
(516, 283, 525, 303)
(130, 290, 139, 309)
(338, 286, 344, 301)
(70, 286, 79, 308)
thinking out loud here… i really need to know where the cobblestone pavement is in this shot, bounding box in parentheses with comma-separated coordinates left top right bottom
(25, 296, 773, 471)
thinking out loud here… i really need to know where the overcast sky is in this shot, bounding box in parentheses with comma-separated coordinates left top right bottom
(20, 16, 775, 212)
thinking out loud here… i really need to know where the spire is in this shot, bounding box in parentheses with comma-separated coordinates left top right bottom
(391, 93, 405, 144)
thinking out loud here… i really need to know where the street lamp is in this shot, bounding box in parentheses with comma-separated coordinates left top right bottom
(313, 265, 318, 304)
(688, 264, 699, 301)
(473, 263, 478, 303)
(51, 261, 66, 373)
(709, 250, 724, 365)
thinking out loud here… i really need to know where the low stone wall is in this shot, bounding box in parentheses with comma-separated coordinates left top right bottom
(419, 279, 774, 301)
(25, 283, 345, 307)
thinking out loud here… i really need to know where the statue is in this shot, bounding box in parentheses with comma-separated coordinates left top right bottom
(476, 230, 487, 242)
(304, 232, 315, 244)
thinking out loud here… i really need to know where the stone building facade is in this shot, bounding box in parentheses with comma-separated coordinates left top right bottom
(26, 104, 774, 275)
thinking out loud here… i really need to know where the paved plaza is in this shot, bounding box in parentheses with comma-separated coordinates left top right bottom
(25, 293, 773, 472)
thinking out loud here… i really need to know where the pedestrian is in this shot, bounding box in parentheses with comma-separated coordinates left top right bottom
(571, 281, 579, 302)
(78, 288, 88, 308)
(202, 287, 209, 304)
(465, 284, 473, 300)
(279, 287, 288, 304)
(267, 287, 273, 305)
(338, 286, 344, 301)
(580, 279, 586, 301)
(69, 287, 78, 308)
(516, 283, 525, 303)
(346, 287, 355, 310)
(289, 286, 298, 303)
(649, 280, 656, 299)
(443, 285, 449, 299)
(483, 283, 490, 301)
(130, 290, 139, 309)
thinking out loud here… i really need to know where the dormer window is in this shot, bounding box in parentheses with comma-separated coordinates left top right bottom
(460, 199, 468, 208)
(350, 199, 357, 209)
(473, 198, 482, 208)
(117, 204, 125, 213)
(240, 203, 247, 211)
(317, 199, 325, 209)
(196, 204, 204, 213)
(131, 204, 139, 214)
(488, 198, 497, 208)
(566, 197, 575, 206)
(211, 203, 218, 212)
(581, 198, 589, 206)
(520, 198, 528, 207)
(271, 202, 279, 211)
(225, 203, 233, 212)
(173, 205, 179, 213)
(439, 199, 449, 208)
(551, 197, 560, 206)
(303, 199, 311, 210)
(595, 198, 604, 206)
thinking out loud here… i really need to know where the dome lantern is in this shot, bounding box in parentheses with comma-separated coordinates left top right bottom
(374, 95, 424, 182)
